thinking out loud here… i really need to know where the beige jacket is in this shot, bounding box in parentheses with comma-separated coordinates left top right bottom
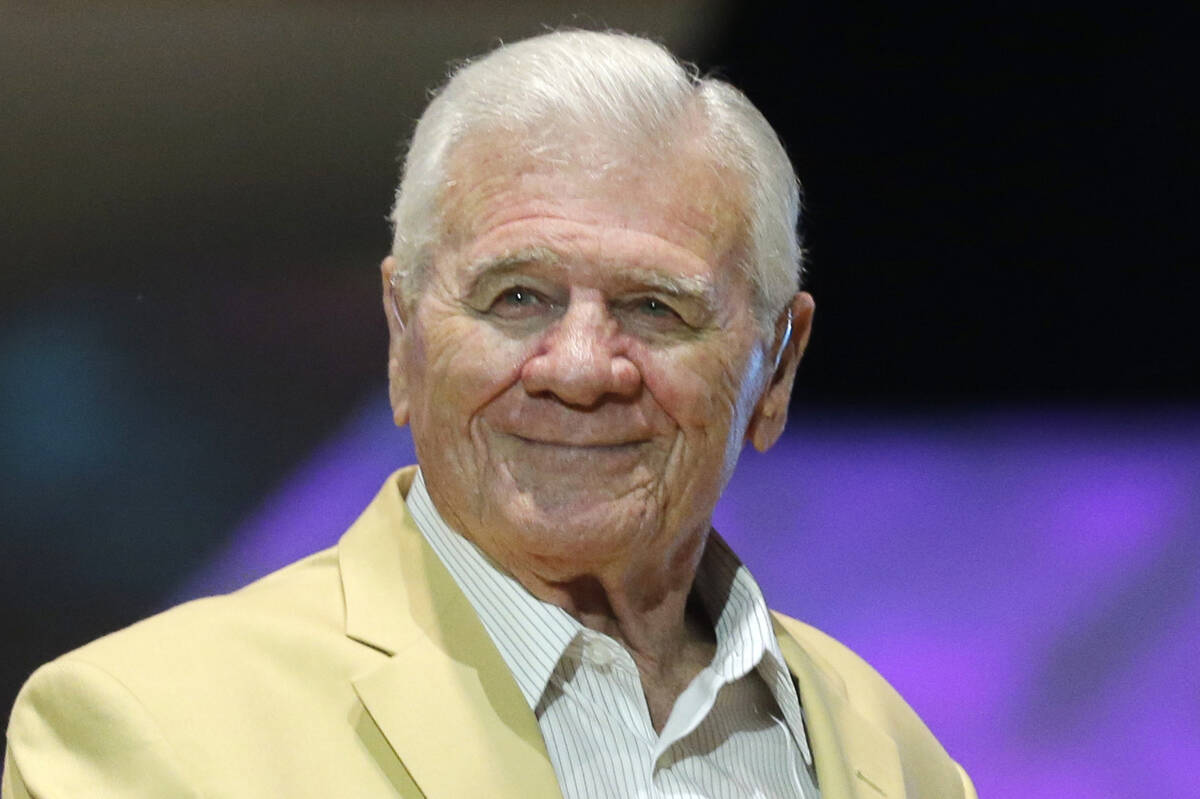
(4, 468, 976, 798)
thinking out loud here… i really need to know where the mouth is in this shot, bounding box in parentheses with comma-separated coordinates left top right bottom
(509, 434, 649, 451)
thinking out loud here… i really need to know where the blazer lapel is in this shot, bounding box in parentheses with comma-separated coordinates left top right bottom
(774, 616, 907, 799)
(340, 468, 562, 799)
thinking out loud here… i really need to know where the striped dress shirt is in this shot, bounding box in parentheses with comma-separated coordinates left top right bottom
(408, 470, 820, 799)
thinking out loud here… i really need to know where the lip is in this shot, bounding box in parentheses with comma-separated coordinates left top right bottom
(508, 434, 650, 450)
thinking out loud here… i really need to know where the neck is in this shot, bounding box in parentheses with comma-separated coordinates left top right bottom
(506, 529, 719, 731)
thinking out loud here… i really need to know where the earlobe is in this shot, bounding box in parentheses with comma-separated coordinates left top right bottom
(746, 291, 815, 452)
(388, 364, 410, 428)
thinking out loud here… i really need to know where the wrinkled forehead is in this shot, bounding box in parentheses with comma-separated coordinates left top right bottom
(435, 128, 752, 273)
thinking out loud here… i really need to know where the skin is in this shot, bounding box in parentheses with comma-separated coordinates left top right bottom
(382, 133, 814, 731)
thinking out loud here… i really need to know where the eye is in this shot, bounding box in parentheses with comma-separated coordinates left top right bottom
(500, 287, 537, 306)
(639, 297, 677, 317)
(617, 295, 690, 336)
(630, 296, 684, 323)
(487, 286, 551, 320)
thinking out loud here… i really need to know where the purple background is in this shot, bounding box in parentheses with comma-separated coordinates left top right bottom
(178, 397, 1200, 798)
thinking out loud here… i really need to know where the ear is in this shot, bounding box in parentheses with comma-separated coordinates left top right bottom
(381, 256, 411, 428)
(745, 291, 814, 453)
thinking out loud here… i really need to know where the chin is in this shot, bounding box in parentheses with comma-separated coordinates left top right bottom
(505, 494, 654, 556)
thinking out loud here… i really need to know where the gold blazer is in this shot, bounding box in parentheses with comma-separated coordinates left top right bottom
(4, 468, 975, 799)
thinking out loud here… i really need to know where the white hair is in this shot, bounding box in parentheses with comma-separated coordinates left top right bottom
(389, 30, 803, 330)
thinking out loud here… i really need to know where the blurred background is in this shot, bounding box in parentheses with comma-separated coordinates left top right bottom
(2, 2, 1196, 796)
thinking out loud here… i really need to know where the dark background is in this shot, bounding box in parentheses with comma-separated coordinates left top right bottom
(2, 0, 1194, 739)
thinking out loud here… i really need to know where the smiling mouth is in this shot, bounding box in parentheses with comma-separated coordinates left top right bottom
(510, 434, 649, 451)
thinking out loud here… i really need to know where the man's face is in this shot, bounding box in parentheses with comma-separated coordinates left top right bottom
(385, 137, 806, 580)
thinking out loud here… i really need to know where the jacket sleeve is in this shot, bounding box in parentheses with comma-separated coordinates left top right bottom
(3, 658, 200, 799)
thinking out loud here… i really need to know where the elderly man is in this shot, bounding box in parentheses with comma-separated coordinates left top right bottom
(4, 30, 974, 799)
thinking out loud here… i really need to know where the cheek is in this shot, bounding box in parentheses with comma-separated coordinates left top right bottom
(410, 313, 533, 427)
(639, 345, 755, 435)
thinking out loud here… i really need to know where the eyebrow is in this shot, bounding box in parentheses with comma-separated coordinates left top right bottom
(615, 268, 715, 305)
(463, 247, 561, 291)
(463, 247, 717, 307)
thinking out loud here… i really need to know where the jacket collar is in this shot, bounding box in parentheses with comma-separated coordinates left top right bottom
(774, 614, 907, 799)
(339, 467, 563, 798)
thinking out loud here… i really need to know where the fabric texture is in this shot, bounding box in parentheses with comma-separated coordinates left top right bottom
(3, 468, 977, 799)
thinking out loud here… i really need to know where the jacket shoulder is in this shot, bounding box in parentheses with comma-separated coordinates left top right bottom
(772, 613, 977, 799)
(3, 546, 394, 799)
(64, 545, 345, 671)
(773, 614, 916, 721)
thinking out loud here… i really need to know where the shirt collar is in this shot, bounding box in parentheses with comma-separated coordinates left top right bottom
(693, 534, 814, 765)
(407, 469, 580, 707)
(407, 468, 812, 765)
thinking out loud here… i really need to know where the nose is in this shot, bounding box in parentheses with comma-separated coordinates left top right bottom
(520, 296, 641, 407)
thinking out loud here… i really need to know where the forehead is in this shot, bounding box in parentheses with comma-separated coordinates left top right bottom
(437, 134, 749, 279)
